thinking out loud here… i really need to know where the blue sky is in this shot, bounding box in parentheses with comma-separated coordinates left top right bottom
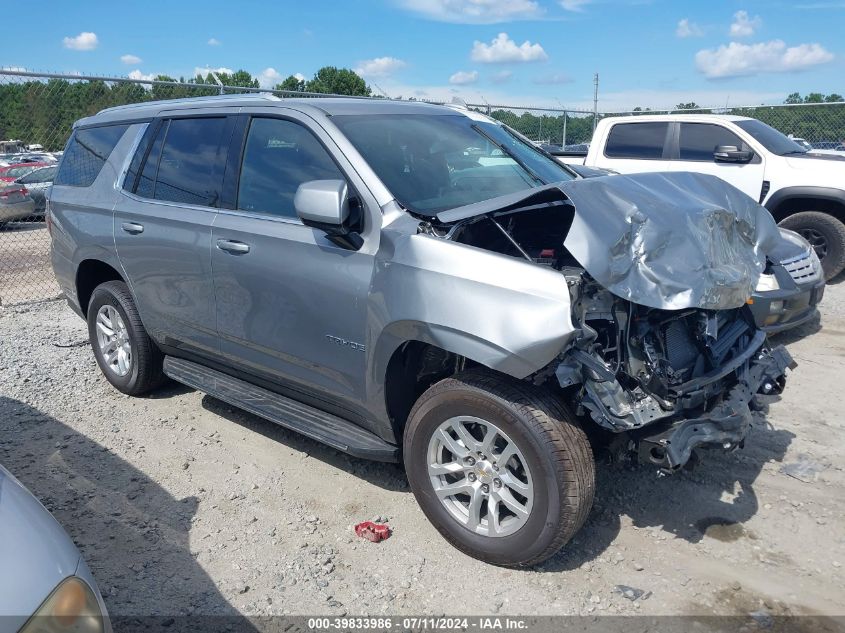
(3, 0, 844, 110)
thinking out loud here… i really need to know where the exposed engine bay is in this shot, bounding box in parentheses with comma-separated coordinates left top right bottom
(421, 173, 796, 472)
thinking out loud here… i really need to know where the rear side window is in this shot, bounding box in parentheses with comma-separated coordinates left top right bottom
(678, 123, 748, 161)
(154, 117, 227, 206)
(128, 117, 228, 207)
(134, 122, 168, 199)
(54, 124, 129, 187)
(604, 122, 669, 159)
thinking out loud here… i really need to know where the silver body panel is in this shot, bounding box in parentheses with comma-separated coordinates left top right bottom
(0, 464, 109, 627)
(50, 96, 791, 446)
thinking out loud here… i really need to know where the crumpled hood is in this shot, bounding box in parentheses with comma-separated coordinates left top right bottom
(436, 171, 782, 311)
(557, 172, 782, 310)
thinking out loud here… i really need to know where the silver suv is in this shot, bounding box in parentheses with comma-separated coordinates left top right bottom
(49, 95, 795, 567)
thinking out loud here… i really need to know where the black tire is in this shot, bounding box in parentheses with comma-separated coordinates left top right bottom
(87, 280, 165, 396)
(403, 369, 594, 567)
(779, 211, 845, 281)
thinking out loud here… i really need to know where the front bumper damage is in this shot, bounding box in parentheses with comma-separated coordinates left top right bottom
(633, 345, 795, 472)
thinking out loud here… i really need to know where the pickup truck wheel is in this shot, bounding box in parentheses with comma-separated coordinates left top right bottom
(87, 280, 165, 396)
(404, 369, 594, 567)
(779, 211, 845, 280)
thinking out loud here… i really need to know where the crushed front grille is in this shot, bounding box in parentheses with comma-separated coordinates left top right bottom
(782, 250, 822, 284)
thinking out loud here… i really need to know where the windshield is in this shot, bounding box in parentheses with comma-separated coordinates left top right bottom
(331, 113, 576, 214)
(735, 120, 807, 155)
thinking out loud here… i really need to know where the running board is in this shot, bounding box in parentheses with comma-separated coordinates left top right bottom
(163, 357, 399, 462)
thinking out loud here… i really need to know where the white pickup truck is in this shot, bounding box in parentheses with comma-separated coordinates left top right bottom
(555, 114, 845, 280)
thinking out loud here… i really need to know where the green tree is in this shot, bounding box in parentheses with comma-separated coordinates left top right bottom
(785, 92, 802, 104)
(305, 67, 370, 96)
(824, 93, 844, 103)
(276, 75, 306, 92)
(804, 92, 825, 104)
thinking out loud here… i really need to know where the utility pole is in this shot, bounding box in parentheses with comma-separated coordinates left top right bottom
(592, 73, 599, 131)
(562, 112, 567, 146)
(556, 99, 567, 147)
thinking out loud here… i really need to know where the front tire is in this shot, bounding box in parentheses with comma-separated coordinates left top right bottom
(403, 369, 594, 567)
(778, 211, 845, 280)
(87, 280, 165, 396)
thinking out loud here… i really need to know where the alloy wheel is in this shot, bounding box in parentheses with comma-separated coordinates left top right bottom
(798, 228, 828, 259)
(95, 305, 132, 377)
(427, 416, 533, 537)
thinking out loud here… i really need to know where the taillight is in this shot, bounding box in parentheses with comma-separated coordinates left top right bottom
(19, 186, 28, 195)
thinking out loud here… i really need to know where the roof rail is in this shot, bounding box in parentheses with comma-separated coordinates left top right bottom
(96, 92, 281, 116)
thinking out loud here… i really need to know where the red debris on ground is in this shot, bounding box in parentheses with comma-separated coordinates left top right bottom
(354, 521, 391, 543)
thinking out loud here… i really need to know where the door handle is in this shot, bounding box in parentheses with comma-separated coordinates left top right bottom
(216, 239, 250, 254)
(121, 222, 144, 234)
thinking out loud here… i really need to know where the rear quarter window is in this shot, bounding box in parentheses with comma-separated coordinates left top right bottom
(604, 122, 669, 159)
(54, 124, 130, 187)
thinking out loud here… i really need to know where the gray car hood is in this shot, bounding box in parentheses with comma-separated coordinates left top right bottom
(0, 464, 80, 620)
(436, 172, 782, 311)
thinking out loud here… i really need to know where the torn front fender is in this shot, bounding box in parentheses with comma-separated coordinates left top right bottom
(369, 228, 578, 380)
(557, 172, 782, 310)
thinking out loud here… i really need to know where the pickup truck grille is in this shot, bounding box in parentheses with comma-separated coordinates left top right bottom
(782, 250, 822, 285)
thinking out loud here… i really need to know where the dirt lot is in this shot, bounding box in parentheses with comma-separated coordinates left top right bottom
(0, 278, 843, 621)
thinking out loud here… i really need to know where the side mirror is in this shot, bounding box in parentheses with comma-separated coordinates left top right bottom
(714, 145, 754, 163)
(294, 179, 363, 250)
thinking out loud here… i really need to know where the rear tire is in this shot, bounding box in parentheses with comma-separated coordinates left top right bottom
(778, 211, 845, 280)
(403, 369, 594, 567)
(87, 280, 165, 396)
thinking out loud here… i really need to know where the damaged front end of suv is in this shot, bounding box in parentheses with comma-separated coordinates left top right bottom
(424, 171, 796, 473)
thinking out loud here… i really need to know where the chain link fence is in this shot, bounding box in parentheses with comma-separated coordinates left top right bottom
(0, 69, 356, 305)
(1, 69, 844, 305)
(465, 103, 597, 147)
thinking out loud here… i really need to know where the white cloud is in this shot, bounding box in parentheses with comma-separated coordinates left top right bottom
(294, 72, 306, 82)
(532, 72, 572, 85)
(491, 69, 513, 83)
(207, 37, 221, 46)
(400, 0, 542, 23)
(257, 67, 284, 88)
(354, 57, 407, 78)
(696, 40, 834, 78)
(194, 66, 235, 79)
(128, 69, 155, 82)
(471, 33, 548, 63)
(120, 54, 142, 65)
(729, 10, 762, 38)
(676, 18, 703, 38)
(559, 0, 591, 11)
(62, 32, 98, 51)
(449, 70, 479, 85)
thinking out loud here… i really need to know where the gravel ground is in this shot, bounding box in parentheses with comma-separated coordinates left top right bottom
(0, 280, 843, 620)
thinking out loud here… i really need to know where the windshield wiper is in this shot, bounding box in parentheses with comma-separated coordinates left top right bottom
(781, 150, 809, 156)
(470, 124, 546, 185)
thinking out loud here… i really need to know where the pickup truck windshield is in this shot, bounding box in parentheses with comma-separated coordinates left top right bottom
(332, 113, 576, 214)
(735, 120, 808, 156)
